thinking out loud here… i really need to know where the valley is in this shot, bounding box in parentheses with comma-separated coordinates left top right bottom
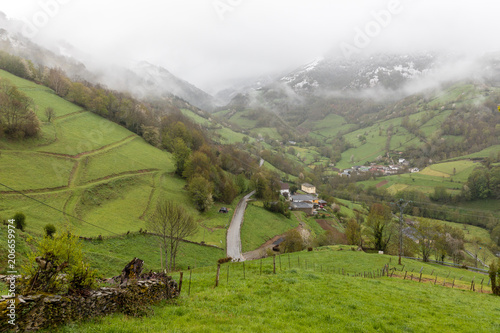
(0, 6, 500, 331)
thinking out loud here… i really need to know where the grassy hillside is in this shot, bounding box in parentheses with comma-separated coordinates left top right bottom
(0, 68, 176, 237)
(0, 70, 237, 278)
(51, 248, 499, 333)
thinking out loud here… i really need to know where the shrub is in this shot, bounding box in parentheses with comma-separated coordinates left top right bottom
(12, 212, 26, 231)
(19, 232, 99, 295)
(281, 229, 305, 253)
(44, 224, 56, 238)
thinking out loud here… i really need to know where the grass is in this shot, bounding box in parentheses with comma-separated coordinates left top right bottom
(0, 151, 74, 190)
(180, 109, 212, 126)
(35, 112, 133, 155)
(241, 202, 299, 252)
(79, 137, 174, 184)
(50, 248, 499, 333)
(82, 233, 224, 277)
(0, 191, 73, 236)
(0, 69, 82, 119)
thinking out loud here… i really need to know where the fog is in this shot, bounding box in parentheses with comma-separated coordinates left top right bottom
(1, 0, 500, 94)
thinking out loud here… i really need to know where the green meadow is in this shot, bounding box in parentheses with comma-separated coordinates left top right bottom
(50, 248, 499, 333)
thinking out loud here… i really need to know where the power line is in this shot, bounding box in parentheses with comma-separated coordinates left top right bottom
(0, 182, 120, 236)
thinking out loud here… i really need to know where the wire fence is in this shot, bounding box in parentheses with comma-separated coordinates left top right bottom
(183, 253, 492, 296)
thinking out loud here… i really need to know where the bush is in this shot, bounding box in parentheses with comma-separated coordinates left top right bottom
(19, 232, 99, 295)
(281, 229, 305, 253)
(44, 224, 56, 238)
(12, 212, 26, 231)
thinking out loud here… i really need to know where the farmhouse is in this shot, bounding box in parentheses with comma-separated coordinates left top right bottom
(290, 194, 318, 204)
(301, 183, 316, 194)
(279, 182, 290, 197)
(289, 201, 314, 215)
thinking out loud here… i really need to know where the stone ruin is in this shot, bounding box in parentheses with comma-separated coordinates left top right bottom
(0, 258, 179, 332)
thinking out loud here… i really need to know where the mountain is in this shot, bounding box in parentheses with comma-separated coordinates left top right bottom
(0, 13, 217, 111)
(280, 53, 437, 94)
(127, 61, 216, 111)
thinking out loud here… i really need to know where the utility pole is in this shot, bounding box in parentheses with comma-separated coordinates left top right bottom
(396, 198, 411, 265)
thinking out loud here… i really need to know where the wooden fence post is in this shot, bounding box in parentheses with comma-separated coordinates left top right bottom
(179, 272, 183, 296)
(404, 271, 407, 280)
(452, 278, 455, 288)
(273, 255, 276, 274)
(188, 268, 192, 296)
(215, 264, 220, 287)
(434, 275, 438, 285)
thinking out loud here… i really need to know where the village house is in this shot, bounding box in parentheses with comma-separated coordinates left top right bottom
(279, 182, 290, 197)
(289, 202, 314, 215)
(301, 183, 316, 194)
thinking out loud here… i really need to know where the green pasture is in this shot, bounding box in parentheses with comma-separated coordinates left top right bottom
(0, 191, 72, 236)
(214, 127, 250, 144)
(250, 127, 283, 141)
(226, 110, 258, 129)
(0, 151, 74, 190)
(180, 109, 212, 126)
(36, 112, 133, 155)
(0, 69, 83, 118)
(79, 137, 174, 184)
(54, 248, 499, 333)
(82, 233, 224, 277)
(241, 202, 300, 252)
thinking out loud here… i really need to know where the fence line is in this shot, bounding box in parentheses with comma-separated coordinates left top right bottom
(192, 254, 492, 295)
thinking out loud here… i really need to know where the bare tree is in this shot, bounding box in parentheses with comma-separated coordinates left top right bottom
(147, 200, 198, 272)
(45, 107, 55, 123)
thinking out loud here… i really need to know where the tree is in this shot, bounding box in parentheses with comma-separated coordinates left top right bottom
(147, 200, 198, 272)
(187, 176, 214, 212)
(44, 224, 56, 238)
(490, 259, 500, 296)
(345, 218, 361, 246)
(464, 168, 490, 200)
(44, 107, 55, 123)
(0, 79, 40, 138)
(46, 67, 70, 97)
(414, 219, 435, 262)
(12, 212, 26, 231)
(172, 138, 191, 176)
(281, 229, 305, 253)
(365, 204, 393, 252)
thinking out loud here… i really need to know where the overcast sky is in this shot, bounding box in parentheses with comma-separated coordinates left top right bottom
(1, 0, 499, 92)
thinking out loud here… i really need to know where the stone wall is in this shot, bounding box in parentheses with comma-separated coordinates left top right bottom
(0, 277, 178, 332)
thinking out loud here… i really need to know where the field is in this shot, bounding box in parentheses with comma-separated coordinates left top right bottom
(51, 248, 499, 333)
(241, 202, 300, 252)
(358, 158, 479, 196)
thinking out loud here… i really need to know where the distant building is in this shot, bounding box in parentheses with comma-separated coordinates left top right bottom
(301, 183, 316, 194)
(290, 202, 314, 215)
(280, 182, 290, 197)
(410, 167, 420, 173)
(290, 194, 316, 202)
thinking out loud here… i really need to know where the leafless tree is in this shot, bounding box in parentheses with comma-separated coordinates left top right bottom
(147, 200, 198, 272)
